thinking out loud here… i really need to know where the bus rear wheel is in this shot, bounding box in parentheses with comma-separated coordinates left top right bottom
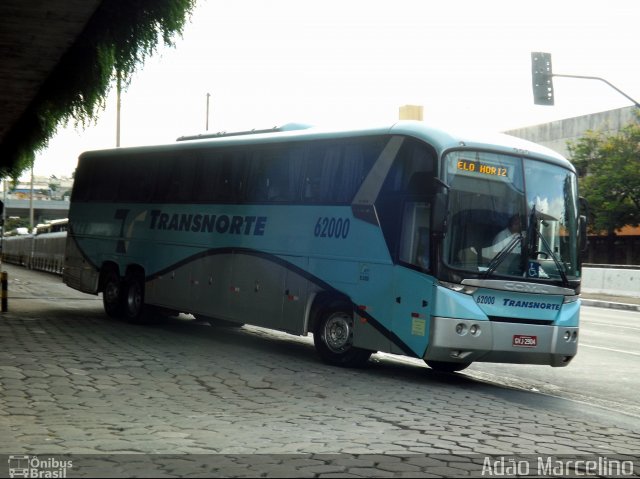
(123, 272, 148, 322)
(102, 269, 124, 318)
(313, 303, 372, 368)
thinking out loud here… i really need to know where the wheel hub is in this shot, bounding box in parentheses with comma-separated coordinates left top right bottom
(324, 313, 353, 353)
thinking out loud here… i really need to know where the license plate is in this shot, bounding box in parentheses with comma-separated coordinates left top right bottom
(513, 335, 537, 348)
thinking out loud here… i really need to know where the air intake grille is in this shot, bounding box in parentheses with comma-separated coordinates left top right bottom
(488, 316, 554, 326)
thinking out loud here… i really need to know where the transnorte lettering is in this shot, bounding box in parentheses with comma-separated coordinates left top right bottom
(149, 210, 267, 236)
(502, 298, 560, 311)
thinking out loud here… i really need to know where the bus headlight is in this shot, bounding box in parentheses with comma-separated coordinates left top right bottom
(438, 281, 478, 295)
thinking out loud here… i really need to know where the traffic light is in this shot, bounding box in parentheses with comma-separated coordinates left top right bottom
(531, 52, 554, 105)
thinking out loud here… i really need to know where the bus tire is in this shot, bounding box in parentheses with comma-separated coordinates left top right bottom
(123, 272, 147, 322)
(102, 269, 124, 318)
(425, 360, 471, 373)
(313, 303, 372, 368)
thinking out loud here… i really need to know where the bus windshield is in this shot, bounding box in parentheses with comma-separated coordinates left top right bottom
(443, 151, 579, 282)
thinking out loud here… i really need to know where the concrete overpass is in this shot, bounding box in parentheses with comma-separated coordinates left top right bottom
(0, 1, 102, 170)
(0, 1, 194, 174)
(3, 199, 69, 225)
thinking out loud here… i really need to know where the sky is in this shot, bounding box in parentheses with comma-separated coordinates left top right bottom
(29, 0, 640, 179)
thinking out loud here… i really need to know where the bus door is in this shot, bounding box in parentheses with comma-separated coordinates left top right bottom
(390, 200, 434, 356)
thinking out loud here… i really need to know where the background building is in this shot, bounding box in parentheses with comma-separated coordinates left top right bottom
(505, 106, 639, 265)
(504, 106, 638, 159)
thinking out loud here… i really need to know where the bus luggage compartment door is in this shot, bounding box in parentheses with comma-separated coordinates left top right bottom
(228, 253, 286, 329)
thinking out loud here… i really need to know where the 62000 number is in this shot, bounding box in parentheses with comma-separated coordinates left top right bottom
(314, 217, 350, 239)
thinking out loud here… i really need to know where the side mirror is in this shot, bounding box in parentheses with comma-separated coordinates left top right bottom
(579, 215, 588, 255)
(431, 190, 449, 235)
(578, 197, 589, 255)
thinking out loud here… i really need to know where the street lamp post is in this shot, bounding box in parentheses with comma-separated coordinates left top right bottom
(206, 93, 211, 131)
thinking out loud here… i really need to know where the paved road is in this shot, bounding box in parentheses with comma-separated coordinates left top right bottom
(0, 264, 639, 477)
(459, 306, 640, 419)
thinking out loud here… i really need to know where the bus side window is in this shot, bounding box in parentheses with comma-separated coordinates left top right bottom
(194, 156, 217, 202)
(376, 139, 436, 262)
(399, 203, 431, 270)
(287, 146, 306, 201)
(267, 153, 291, 201)
(215, 157, 234, 202)
(245, 148, 292, 203)
(302, 138, 380, 204)
(302, 145, 323, 202)
(118, 156, 157, 202)
(156, 153, 197, 203)
(90, 157, 119, 202)
(195, 152, 245, 203)
(334, 144, 364, 203)
(246, 144, 308, 203)
(380, 140, 435, 194)
(71, 160, 91, 201)
(245, 150, 267, 202)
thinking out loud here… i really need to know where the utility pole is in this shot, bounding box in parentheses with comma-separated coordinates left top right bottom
(116, 69, 122, 147)
(29, 164, 34, 231)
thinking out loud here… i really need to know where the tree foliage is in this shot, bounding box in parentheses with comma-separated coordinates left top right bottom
(567, 112, 640, 234)
(0, 0, 196, 178)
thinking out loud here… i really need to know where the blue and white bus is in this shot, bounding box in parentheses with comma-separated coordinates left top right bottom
(63, 121, 584, 372)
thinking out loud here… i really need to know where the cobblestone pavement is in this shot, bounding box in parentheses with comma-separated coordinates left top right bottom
(0, 265, 639, 477)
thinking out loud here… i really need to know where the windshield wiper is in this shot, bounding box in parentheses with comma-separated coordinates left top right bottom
(482, 233, 522, 278)
(524, 206, 570, 287)
(521, 206, 537, 273)
(536, 230, 570, 287)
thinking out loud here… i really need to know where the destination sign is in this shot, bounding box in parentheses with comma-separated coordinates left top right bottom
(456, 159, 510, 178)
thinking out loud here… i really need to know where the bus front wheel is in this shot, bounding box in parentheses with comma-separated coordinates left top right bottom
(313, 303, 372, 368)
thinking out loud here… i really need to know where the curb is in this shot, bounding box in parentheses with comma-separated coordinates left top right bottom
(581, 298, 640, 312)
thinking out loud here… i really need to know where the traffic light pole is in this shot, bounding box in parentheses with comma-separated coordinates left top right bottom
(552, 74, 640, 108)
(531, 52, 640, 107)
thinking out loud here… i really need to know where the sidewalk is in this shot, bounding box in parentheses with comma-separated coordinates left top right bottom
(581, 292, 640, 312)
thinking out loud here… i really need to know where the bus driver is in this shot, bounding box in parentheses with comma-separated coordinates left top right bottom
(457, 214, 522, 265)
(487, 214, 522, 256)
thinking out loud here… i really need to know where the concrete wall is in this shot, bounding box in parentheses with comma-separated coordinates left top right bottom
(505, 106, 638, 158)
(582, 266, 640, 298)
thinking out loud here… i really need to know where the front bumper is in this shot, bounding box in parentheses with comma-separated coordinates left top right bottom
(424, 316, 578, 367)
